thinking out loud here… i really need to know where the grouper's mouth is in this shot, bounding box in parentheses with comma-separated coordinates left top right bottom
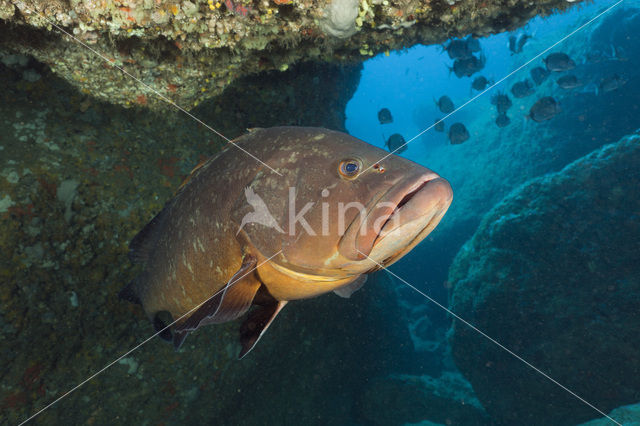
(339, 172, 453, 266)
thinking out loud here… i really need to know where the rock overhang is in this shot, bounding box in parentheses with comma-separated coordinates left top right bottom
(0, 0, 581, 110)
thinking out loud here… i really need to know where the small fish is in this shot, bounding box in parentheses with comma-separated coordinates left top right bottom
(434, 118, 445, 132)
(495, 114, 510, 128)
(120, 127, 453, 358)
(544, 52, 576, 72)
(435, 95, 455, 114)
(516, 34, 531, 53)
(510, 79, 535, 98)
(556, 75, 583, 90)
(611, 45, 628, 62)
(599, 74, 627, 93)
(444, 38, 472, 60)
(584, 49, 607, 64)
(508, 35, 517, 54)
(451, 54, 485, 78)
(491, 92, 512, 115)
(528, 96, 560, 122)
(386, 133, 407, 153)
(449, 123, 470, 145)
(465, 36, 481, 53)
(580, 82, 599, 96)
(471, 76, 490, 91)
(509, 33, 531, 54)
(584, 45, 627, 64)
(530, 66, 550, 85)
(378, 108, 393, 124)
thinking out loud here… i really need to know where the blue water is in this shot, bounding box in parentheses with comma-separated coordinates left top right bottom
(346, 0, 634, 158)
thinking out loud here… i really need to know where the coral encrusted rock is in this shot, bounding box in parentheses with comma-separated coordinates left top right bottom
(448, 131, 640, 425)
(0, 0, 581, 110)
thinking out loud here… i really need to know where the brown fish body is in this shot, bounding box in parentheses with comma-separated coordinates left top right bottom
(122, 127, 453, 357)
(131, 160, 244, 324)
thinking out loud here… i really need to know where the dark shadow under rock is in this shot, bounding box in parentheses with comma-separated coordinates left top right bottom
(356, 371, 489, 426)
(194, 61, 362, 136)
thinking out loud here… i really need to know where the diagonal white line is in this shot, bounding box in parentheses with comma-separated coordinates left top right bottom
(363, 0, 626, 174)
(22, 7, 282, 176)
(18, 250, 283, 426)
(357, 250, 622, 426)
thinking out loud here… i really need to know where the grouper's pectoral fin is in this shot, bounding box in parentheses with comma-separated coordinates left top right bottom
(238, 300, 287, 359)
(176, 254, 261, 335)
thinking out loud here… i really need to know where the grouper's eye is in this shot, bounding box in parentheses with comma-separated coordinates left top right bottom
(338, 159, 361, 179)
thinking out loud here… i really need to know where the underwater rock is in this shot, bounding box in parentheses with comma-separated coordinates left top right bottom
(357, 372, 489, 425)
(56, 179, 79, 223)
(0, 0, 583, 110)
(495, 113, 510, 128)
(0, 194, 14, 212)
(319, 0, 359, 39)
(578, 402, 640, 426)
(449, 131, 640, 425)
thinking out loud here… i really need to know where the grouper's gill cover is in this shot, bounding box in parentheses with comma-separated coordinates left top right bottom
(120, 127, 453, 358)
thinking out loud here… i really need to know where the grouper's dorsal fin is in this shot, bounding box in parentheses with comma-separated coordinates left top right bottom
(176, 254, 260, 333)
(176, 157, 210, 192)
(238, 300, 287, 359)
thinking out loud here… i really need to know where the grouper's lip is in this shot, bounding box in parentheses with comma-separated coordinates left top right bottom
(356, 172, 452, 258)
(374, 177, 452, 242)
(338, 172, 444, 262)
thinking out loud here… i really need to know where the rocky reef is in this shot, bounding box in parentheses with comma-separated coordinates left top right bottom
(578, 402, 640, 426)
(0, 52, 379, 424)
(448, 131, 640, 425)
(0, 0, 578, 110)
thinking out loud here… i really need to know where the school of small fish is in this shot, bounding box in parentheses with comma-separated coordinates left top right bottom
(375, 32, 627, 149)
